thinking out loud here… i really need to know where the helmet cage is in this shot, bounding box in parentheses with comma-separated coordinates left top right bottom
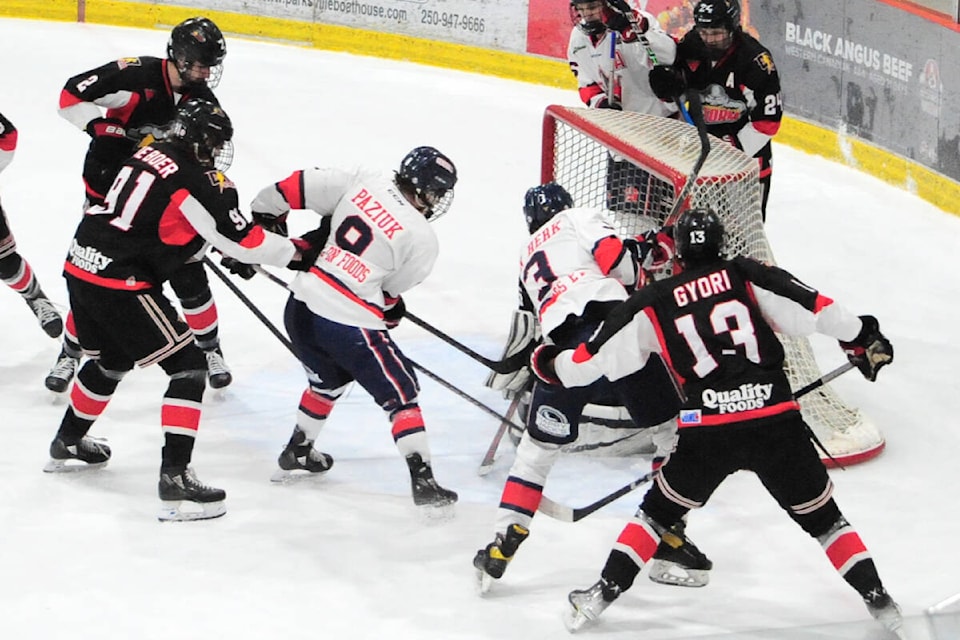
(396, 146, 458, 220)
(169, 99, 234, 171)
(570, 0, 608, 37)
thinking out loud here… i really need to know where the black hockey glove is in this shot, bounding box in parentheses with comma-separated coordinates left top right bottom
(597, 97, 623, 110)
(86, 117, 133, 160)
(530, 343, 563, 386)
(287, 225, 328, 272)
(220, 255, 256, 280)
(383, 295, 406, 329)
(604, 0, 648, 42)
(649, 65, 687, 101)
(252, 210, 289, 237)
(839, 315, 893, 382)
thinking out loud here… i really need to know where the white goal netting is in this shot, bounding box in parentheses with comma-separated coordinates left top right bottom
(540, 105, 884, 466)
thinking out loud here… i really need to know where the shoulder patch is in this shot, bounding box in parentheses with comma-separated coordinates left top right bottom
(206, 170, 235, 191)
(117, 57, 142, 69)
(754, 52, 776, 74)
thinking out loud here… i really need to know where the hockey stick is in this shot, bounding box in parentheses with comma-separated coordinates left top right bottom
(246, 265, 528, 432)
(664, 90, 710, 226)
(537, 361, 857, 522)
(404, 312, 529, 375)
(477, 394, 522, 476)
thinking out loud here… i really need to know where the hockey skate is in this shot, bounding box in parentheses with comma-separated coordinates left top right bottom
(406, 453, 457, 522)
(473, 523, 530, 594)
(43, 435, 111, 472)
(865, 589, 905, 636)
(647, 521, 713, 588)
(204, 348, 232, 390)
(270, 428, 334, 483)
(563, 578, 621, 633)
(25, 294, 63, 339)
(45, 349, 79, 393)
(158, 466, 226, 522)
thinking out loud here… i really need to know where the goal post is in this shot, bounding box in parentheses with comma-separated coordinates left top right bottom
(541, 104, 885, 467)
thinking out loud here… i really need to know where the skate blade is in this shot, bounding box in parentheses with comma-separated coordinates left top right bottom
(474, 568, 495, 596)
(270, 468, 330, 484)
(158, 500, 226, 522)
(647, 559, 709, 588)
(562, 605, 592, 633)
(42, 459, 107, 473)
(416, 502, 456, 525)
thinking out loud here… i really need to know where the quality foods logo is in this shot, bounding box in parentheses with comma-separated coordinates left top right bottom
(701, 383, 773, 414)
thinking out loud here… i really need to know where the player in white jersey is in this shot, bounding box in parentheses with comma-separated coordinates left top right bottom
(569, 0, 678, 216)
(473, 183, 710, 593)
(249, 146, 459, 512)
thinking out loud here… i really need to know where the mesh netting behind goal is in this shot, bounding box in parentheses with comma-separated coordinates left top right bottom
(541, 105, 884, 466)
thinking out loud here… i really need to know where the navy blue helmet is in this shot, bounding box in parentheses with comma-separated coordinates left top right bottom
(523, 182, 574, 233)
(396, 146, 458, 219)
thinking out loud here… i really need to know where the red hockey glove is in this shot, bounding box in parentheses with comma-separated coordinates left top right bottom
(530, 343, 563, 386)
(637, 227, 676, 270)
(383, 295, 406, 329)
(839, 315, 893, 382)
(287, 235, 323, 272)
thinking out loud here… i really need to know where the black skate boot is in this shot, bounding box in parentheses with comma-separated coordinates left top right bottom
(204, 347, 232, 390)
(25, 293, 63, 339)
(406, 453, 458, 507)
(271, 427, 334, 483)
(865, 588, 904, 634)
(564, 578, 622, 632)
(45, 348, 79, 393)
(473, 523, 530, 594)
(44, 435, 111, 472)
(648, 520, 713, 588)
(158, 466, 226, 521)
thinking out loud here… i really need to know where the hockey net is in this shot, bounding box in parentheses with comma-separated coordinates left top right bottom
(540, 105, 885, 466)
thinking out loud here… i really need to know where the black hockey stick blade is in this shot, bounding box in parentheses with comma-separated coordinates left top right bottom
(537, 362, 857, 523)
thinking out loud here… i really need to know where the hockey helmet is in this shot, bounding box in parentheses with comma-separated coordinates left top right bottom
(674, 207, 725, 267)
(396, 146, 458, 219)
(168, 98, 234, 170)
(570, 0, 608, 37)
(523, 182, 573, 233)
(167, 17, 227, 88)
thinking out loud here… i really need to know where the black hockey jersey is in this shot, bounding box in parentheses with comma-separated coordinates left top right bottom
(64, 141, 293, 290)
(553, 257, 863, 428)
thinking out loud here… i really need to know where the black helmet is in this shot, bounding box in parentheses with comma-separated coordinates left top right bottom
(168, 98, 233, 170)
(674, 207, 725, 267)
(396, 146, 458, 219)
(693, 0, 740, 31)
(167, 17, 226, 88)
(570, 0, 608, 37)
(523, 182, 573, 233)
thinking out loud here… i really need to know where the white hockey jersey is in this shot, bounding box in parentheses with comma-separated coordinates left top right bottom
(520, 206, 638, 340)
(251, 167, 438, 330)
(567, 11, 677, 117)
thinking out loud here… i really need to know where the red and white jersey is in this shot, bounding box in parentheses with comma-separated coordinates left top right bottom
(567, 12, 677, 117)
(251, 167, 437, 330)
(0, 111, 16, 173)
(519, 206, 638, 339)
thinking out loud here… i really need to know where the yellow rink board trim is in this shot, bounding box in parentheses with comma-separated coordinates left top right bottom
(3, 0, 957, 216)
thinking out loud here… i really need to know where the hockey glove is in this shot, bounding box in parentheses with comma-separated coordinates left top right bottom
(530, 343, 563, 387)
(383, 295, 406, 329)
(220, 255, 256, 280)
(839, 315, 893, 382)
(286, 232, 325, 272)
(638, 227, 676, 270)
(604, 0, 648, 43)
(649, 65, 687, 101)
(86, 117, 133, 160)
(597, 97, 623, 110)
(252, 210, 289, 237)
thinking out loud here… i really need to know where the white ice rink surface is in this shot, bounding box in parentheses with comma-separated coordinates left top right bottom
(0, 17, 958, 640)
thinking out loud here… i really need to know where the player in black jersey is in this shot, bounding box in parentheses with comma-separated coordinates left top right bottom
(44, 99, 311, 521)
(0, 111, 63, 339)
(649, 0, 782, 219)
(533, 208, 902, 634)
(46, 17, 235, 393)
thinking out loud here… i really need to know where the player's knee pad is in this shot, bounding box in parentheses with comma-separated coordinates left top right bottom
(168, 260, 210, 300)
(159, 344, 207, 377)
(511, 434, 562, 484)
(795, 499, 843, 538)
